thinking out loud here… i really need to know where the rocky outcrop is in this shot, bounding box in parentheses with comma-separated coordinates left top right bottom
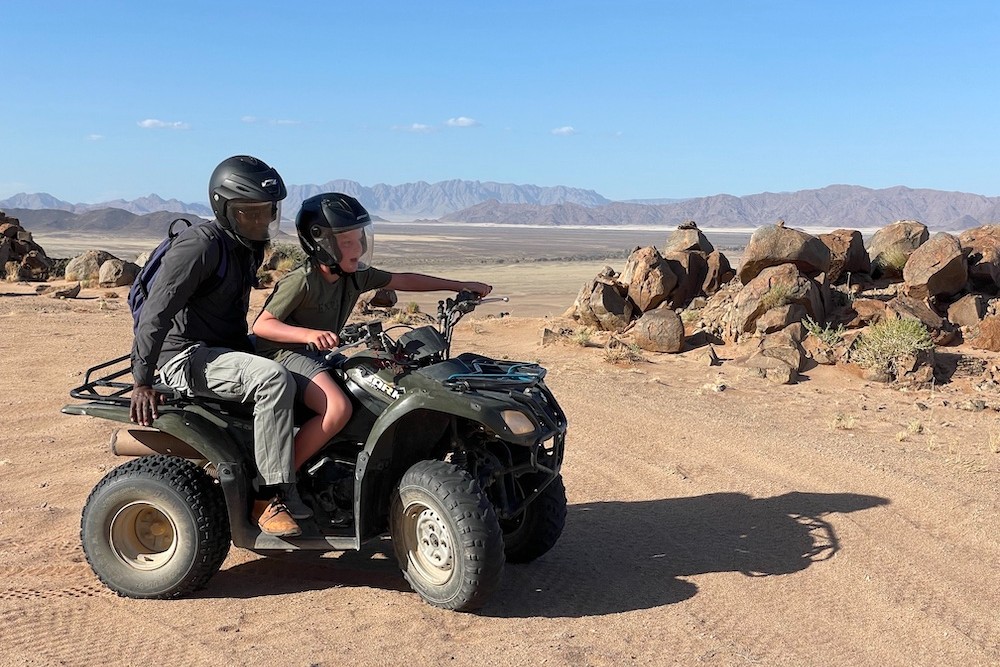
(0, 212, 54, 281)
(619, 247, 677, 313)
(65, 250, 118, 282)
(632, 307, 684, 353)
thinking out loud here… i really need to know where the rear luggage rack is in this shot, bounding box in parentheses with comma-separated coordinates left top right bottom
(69, 354, 179, 406)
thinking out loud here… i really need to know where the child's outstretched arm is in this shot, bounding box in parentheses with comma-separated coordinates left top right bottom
(253, 310, 341, 350)
(386, 273, 492, 296)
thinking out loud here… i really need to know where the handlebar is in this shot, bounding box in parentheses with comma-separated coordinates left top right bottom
(306, 292, 509, 363)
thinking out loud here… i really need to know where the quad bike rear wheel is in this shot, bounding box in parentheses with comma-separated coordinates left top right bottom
(390, 460, 505, 611)
(499, 474, 567, 563)
(81, 455, 230, 599)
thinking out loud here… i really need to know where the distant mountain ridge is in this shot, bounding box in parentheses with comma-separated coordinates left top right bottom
(4, 183, 1000, 232)
(0, 179, 610, 221)
(440, 185, 1000, 231)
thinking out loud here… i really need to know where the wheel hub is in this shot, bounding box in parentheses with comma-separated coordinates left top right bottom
(109, 501, 178, 571)
(403, 503, 454, 585)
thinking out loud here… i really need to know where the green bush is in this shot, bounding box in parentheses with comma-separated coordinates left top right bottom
(873, 247, 909, 275)
(759, 284, 792, 312)
(851, 318, 934, 377)
(802, 315, 847, 346)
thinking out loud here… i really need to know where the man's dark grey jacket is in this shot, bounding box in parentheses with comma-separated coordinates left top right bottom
(130, 220, 262, 386)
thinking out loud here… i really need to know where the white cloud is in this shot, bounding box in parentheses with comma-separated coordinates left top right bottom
(137, 119, 190, 130)
(272, 119, 301, 126)
(446, 116, 480, 128)
(243, 116, 300, 126)
(86, 134, 104, 141)
(393, 123, 435, 133)
(242, 116, 258, 123)
(551, 126, 578, 136)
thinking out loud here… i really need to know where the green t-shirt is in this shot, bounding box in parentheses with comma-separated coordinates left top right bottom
(255, 262, 392, 356)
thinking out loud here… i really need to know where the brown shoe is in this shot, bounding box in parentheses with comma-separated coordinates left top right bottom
(253, 497, 302, 537)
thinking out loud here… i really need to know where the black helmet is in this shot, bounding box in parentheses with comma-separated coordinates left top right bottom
(209, 155, 287, 243)
(295, 193, 374, 274)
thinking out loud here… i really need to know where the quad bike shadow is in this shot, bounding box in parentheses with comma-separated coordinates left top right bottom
(481, 491, 889, 618)
(64, 292, 568, 612)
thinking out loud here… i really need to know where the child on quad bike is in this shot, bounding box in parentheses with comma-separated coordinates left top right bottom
(251, 192, 492, 515)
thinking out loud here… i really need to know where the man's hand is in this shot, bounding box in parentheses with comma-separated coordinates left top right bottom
(462, 282, 492, 297)
(130, 385, 164, 426)
(305, 329, 341, 351)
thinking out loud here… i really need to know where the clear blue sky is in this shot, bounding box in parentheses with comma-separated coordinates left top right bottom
(3, 1, 999, 204)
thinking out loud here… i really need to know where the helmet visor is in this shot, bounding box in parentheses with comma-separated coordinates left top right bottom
(229, 200, 281, 241)
(312, 222, 374, 272)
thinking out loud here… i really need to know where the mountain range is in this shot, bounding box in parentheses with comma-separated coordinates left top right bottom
(2, 181, 999, 232)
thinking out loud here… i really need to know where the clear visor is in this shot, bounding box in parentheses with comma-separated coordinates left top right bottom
(313, 222, 374, 272)
(229, 200, 281, 241)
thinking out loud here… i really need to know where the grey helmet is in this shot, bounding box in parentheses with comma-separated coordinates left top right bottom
(295, 193, 374, 275)
(209, 155, 287, 243)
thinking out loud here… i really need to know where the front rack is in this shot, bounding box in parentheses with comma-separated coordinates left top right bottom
(444, 360, 547, 390)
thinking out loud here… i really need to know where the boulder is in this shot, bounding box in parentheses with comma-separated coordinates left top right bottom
(588, 281, 633, 331)
(65, 250, 118, 281)
(368, 288, 398, 308)
(98, 259, 140, 288)
(632, 307, 685, 353)
(755, 303, 808, 335)
(730, 264, 825, 338)
(663, 251, 709, 309)
(958, 225, 1000, 292)
(868, 220, 929, 279)
(619, 246, 677, 312)
(818, 229, 870, 284)
(18, 251, 52, 281)
(947, 293, 984, 328)
(903, 232, 967, 300)
(702, 250, 735, 295)
(971, 315, 1000, 352)
(664, 222, 714, 254)
(738, 222, 832, 284)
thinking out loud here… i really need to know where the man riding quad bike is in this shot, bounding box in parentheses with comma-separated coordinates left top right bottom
(64, 291, 568, 611)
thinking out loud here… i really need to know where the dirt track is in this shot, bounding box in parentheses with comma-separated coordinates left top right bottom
(1, 283, 998, 666)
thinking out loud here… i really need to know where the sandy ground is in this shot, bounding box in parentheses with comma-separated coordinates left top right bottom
(1, 253, 999, 665)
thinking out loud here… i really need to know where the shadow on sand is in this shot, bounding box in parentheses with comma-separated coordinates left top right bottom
(202, 491, 888, 618)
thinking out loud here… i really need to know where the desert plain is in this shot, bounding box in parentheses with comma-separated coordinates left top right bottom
(0, 224, 998, 666)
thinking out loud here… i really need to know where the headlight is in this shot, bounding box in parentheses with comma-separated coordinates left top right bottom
(501, 410, 535, 435)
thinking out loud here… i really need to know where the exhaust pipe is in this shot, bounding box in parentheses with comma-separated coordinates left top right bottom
(110, 428, 205, 461)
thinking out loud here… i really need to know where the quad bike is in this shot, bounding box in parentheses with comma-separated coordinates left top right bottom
(63, 291, 567, 611)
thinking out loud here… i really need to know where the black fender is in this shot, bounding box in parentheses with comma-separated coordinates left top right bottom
(353, 389, 527, 541)
(62, 402, 258, 548)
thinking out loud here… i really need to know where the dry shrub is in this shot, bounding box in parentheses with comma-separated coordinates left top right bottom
(851, 318, 934, 377)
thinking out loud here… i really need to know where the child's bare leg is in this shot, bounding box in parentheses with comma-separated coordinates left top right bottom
(295, 371, 353, 470)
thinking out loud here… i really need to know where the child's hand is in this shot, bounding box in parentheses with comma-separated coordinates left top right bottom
(462, 282, 492, 297)
(305, 329, 341, 350)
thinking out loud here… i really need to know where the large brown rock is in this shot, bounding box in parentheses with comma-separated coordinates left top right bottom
(702, 250, 735, 295)
(868, 220, 929, 279)
(730, 264, 825, 338)
(818, 229, 870, 283)
(738, 223, 832, 283)
(903, 232, 967, 300)
(98, 259, 140, 288)
(588, 281, 633, 331)
(619, 246, 677, 312)
(958, 225, 1000, 292)
(970, 315, 1000, 352)
(632, 307, 684, 353)
(947, 293, 984, 328)
(663, 250, 709, 309)
(65, 250, 118, 281)
(664, 224, 714, 254)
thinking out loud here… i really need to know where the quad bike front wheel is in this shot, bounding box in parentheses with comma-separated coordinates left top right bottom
(500, 474, 567, 564)
(390, 460, 505, 611)
(81, 455, 230, 599)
